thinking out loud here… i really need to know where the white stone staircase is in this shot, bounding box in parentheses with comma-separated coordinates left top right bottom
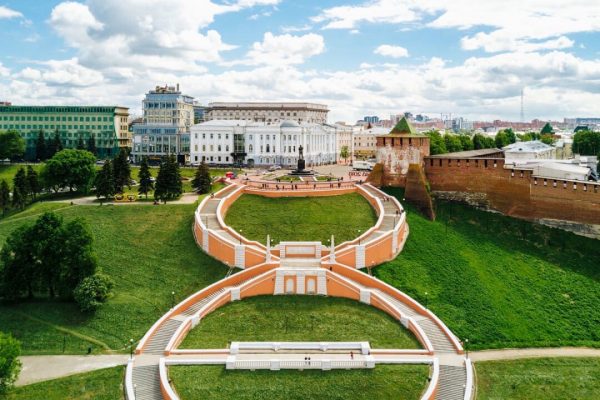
(435, 365, 467, 400)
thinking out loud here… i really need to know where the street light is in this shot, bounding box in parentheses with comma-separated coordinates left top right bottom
(465, 338, 469, 358)
(239, 229, 243, 245)
(425, 292, 428, 309)
(129, 338, 134, 359)
(357, 229, 362, 245)
(171, 291, 175, 309)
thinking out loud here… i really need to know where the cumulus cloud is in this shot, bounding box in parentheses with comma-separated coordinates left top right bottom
(0, 5, 22, 19)
(233, 32, 325, 66)
(374, 45, 409, 58)
(313, 0, 600, 53)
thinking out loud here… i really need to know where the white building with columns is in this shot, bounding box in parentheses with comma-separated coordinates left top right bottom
(190, 120, 338, 167)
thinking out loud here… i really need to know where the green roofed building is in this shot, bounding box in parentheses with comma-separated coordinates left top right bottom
(0, 104, 130, 160)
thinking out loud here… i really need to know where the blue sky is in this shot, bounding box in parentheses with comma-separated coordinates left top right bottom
(1, 0, 600, 122)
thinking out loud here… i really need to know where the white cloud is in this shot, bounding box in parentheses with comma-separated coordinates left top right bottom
(313, 0, 600, 53)
(0, 5, 22, 19)
(374, 45, 409, 58)
(49, 1, 103, 47)
(234, 32, 325, 66)
(0, 63, 10, 77)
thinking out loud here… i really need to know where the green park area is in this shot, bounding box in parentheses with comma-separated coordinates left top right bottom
(377, 187, 600, 350)
(475, 357, 600, 399)
(224, 193, 377, 245)
(0, 201, 226, 354)
(180, 295, 420, 349)
(2, 367, 123, 400)
(169, 365, 429, 400)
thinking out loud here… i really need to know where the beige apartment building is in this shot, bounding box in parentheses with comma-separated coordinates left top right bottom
(205, 102, 329, 124)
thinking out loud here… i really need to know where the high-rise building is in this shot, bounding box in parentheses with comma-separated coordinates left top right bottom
(131, 84, 194, 163)
(0, 104, 129, 159)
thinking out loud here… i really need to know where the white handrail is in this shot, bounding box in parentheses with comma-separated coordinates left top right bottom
(421, 357, 440, 400)
(464, 357, 474, 400)
(125, 359, 135, 400)
(159, 358, 179, 400)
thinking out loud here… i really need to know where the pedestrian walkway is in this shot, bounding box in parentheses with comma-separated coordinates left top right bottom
(469, 347, 600, 362)
(17, 355, 129, 386)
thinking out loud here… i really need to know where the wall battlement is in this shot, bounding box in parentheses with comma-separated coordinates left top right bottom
(424, 156, 600, 228)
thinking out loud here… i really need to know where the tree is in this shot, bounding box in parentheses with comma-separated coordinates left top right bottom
(459, 135, 474, 151)
(138, 157, 154, 199)
(113, 150, 131, 193)
(340, 145, 349, 163)
(26, 166, 40, 200)
(76, 134, 86, 150)
(94, 160, 115, 201)
(192, 161, 212, 194)
(41, 149, 96, 193)
(11, 168, 28, 210)
(504, 128, 517, 144)
(0, 130, 25, 162)
(87, 134, 97, 156)
(472, 133, 486, 150)
(540, 135, 555, 145)
(73, 273, 114, 312)
(0, 332, 21, 394)
(35, 130, 46, 162)
(29, 212, 64, 298)
(444, 134, 463, 152)
(56, 218, 98, 298)
(572, 130, 600, 155)
(0, 225, 36, 300)
(495, 131, 510, 148)
(426, 130, 447, 155)
(0, 180, 9, 216)
(154, 155, 182, 203)
(46, 130, 63, 159)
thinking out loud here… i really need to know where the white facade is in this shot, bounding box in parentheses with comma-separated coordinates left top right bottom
(205, 102, 329, 125)
(190, 120, 337, 167)
(503, 140, 556, 162)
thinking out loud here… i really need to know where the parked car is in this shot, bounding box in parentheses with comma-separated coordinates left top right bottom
(268, 165, 282, 171)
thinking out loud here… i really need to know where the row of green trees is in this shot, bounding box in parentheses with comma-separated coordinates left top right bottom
(0, 166, 40, 215)
(34, 129, 97, 161)
(0, 129, 99, 162)
(0, 212, 113, 311)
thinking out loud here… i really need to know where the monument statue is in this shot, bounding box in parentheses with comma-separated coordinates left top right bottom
(298, 145, 304, 160)
(297, 145, 306, 172)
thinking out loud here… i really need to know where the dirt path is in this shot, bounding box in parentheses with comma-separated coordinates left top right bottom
(51, 192, 200, 206)
(470, 347, 600, 362)
(16, 355, 129, 386)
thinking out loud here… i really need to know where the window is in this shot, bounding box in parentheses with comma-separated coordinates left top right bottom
(249, 144, 253, 152)
(218, 145, 221, 151)
(202, 133, 206, 139)
(202, 145, 206, 151)
(226, 145, 229, 152)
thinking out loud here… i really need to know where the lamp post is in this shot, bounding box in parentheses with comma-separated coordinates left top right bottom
(465, 338, 469, 358)
(129, 338, 134, 359)
(425, 292, 428, 309)
(357, 229, 362, 245)
(171, 291, 175, 309)
(239, 229, 243, 245)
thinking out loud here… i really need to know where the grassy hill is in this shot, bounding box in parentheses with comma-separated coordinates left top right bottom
(0, 201, 226, 354)
(224, 193, 377, 245)
(170, 365, 428, 400)
(377, 187, 600, 350)
(476, 357, 600, 399)
(181, 295, 420, 349)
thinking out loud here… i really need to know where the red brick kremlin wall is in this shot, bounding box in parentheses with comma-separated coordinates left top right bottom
(424, 157, 600, 225)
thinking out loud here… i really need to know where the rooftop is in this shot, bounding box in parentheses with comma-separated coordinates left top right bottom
(428, 148, 504, 158)
(503, 140, 554, 153)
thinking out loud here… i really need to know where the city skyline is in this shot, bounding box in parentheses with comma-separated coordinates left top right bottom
(1, 1, 600, 123)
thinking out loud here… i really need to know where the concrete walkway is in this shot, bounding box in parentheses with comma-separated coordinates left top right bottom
(16, 355, 130, 386)
(51, 192, 200, 206)
(470, 347, 600, 362)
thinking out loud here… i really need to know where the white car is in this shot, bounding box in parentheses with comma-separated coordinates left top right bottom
(268, 165, 282, 171)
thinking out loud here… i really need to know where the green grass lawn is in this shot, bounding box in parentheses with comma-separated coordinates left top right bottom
(0, 202, 227, 354)
(0, 164, 43, 184)
(170, 365, 429, 400)
(4, 366, 124, 400)
(376, 187, 600, 350)
(476, 357, 600, 399)
(224, 193, 377, 245)
(180, 295, 420, 349)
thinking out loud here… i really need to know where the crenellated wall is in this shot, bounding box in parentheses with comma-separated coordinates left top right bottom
(424, 157, 600, 229)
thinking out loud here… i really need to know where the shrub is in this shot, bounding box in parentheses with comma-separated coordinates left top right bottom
(73, 273, 114, 312)
(0, 331, 21, 393)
